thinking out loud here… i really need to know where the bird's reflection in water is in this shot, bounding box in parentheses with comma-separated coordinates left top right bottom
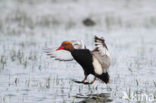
(75, 93, 113, 103)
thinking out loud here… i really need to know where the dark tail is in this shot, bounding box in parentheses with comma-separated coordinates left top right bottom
(97, 72, 109, 84)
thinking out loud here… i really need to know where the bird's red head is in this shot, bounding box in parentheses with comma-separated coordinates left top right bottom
(56, 41, 74, 51)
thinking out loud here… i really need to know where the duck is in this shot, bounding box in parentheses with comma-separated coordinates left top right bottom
(45, 36, 110, 84)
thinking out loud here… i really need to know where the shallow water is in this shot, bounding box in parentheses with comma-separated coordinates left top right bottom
(0, 0, 156, 103)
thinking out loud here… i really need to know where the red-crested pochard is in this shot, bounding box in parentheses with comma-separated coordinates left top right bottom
(45, 36, 110, 84)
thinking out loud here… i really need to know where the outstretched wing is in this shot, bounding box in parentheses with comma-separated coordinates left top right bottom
(44, 48, 73, 61)
(44, 40, 86, 61)
(71, 40, 86, 49)
(94, 35, 110, 56)
(92, 35, 110, 73)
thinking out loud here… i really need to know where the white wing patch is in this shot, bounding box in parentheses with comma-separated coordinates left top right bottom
(95, 36, 110, 57)
(44, 48, 73, 61)
(92, 56, 103, 75)
(71, 40, 86, 49)
(96, 44, 110, 56)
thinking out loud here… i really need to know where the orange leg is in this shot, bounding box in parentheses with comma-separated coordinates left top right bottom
(91, 77, 96, 84)
(82, 75, 88, 83)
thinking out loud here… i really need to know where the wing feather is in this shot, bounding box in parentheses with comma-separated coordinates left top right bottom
(92, 35, 110, 73)
(44, 48, 73, 61)
(94, 36, 110, 56)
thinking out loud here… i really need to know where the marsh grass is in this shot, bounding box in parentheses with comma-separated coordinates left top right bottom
(0, 55, 7, 70)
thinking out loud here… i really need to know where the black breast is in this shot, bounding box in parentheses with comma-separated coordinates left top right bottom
(71, 49, 94, 75)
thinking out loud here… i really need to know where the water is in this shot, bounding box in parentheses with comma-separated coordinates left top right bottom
(0, 0, 156, 103)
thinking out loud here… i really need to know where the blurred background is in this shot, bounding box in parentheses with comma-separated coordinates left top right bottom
(0, 0, 156, 103)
